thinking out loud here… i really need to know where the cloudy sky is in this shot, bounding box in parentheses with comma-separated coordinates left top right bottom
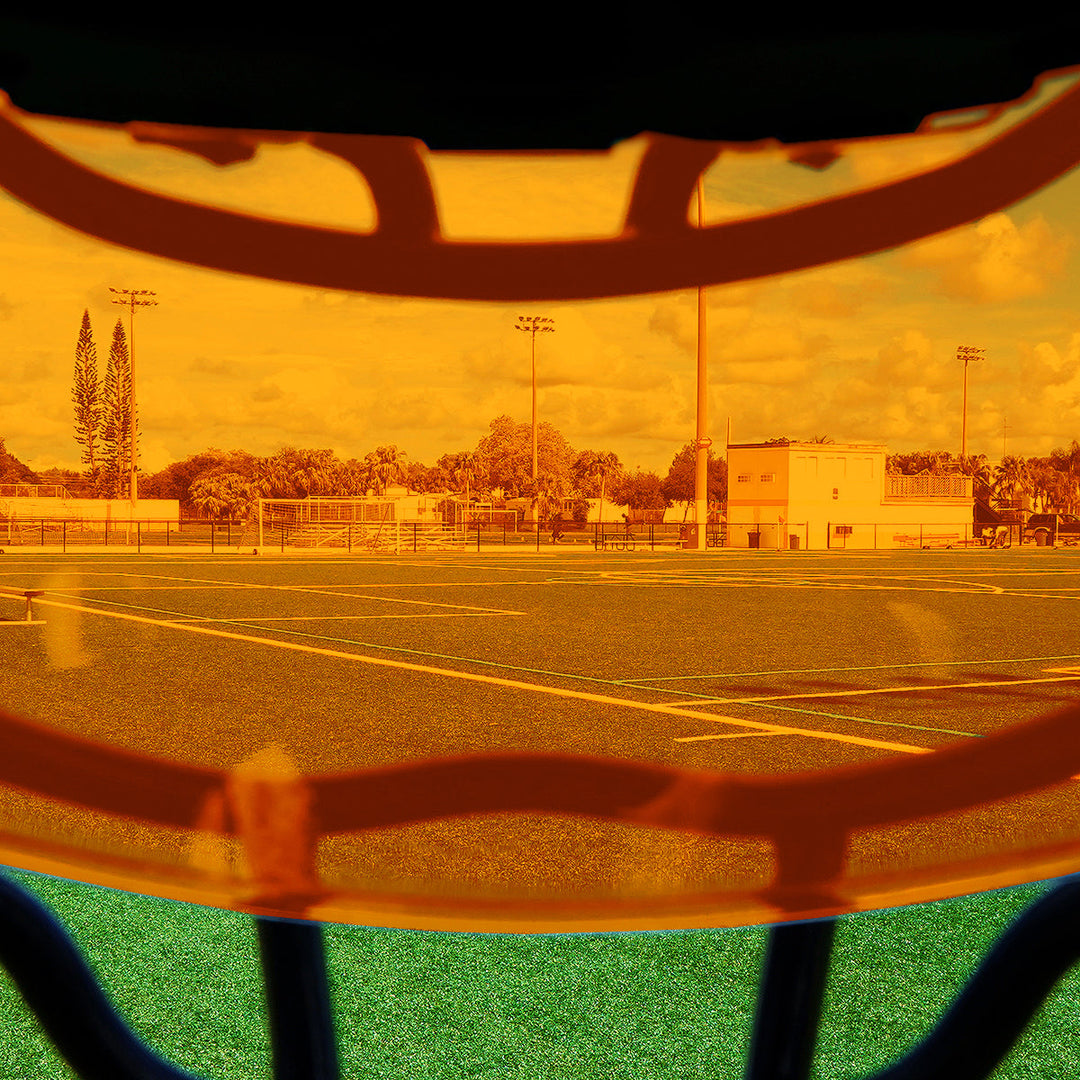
(2, 67, 1079, 479)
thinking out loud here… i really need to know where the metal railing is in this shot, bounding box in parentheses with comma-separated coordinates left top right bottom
(0, 519, 246, 552)
(0, 484, 73, 499)
(884, 474, 972, 500)
(2, 517, 1037, 553)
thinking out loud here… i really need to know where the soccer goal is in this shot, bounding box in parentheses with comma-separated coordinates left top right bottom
(257, 498, 464, 552)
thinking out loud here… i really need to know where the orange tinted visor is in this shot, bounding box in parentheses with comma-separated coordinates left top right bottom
(1, 69, 1080, 931)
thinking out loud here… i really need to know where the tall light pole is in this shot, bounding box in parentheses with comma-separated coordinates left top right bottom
(694, 174, 709, 551)
(109, 287, 157, 506)
(956, 345, 985, 463)
(514, 316, 555, 483)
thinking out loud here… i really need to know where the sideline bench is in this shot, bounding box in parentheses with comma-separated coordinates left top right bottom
(921, 532, 960, 549)
(0, 586, 44, 622)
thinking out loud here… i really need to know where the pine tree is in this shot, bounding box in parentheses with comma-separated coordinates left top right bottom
(102, 318, 137, 498)
(71, 309, 103, 492)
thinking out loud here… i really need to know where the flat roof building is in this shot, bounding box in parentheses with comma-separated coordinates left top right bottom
(726, 442, 974, 550)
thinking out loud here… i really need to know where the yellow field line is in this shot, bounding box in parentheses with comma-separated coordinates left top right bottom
(35, 597, 931, 757)
(173, 612, 517, 622)
(73, 581, 539, 590)
(71, 569, 519, 614)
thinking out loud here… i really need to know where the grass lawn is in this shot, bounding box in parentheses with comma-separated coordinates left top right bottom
(0, 869, 1077, 1080)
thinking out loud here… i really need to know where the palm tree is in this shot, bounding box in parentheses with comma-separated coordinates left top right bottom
(253, 447, 338, 499)
(533, 473, 569, 528)
(363, 445, 408, 496)
(574, 449, 622, 524)
(1050, 439, 1080, 513)
(809, 434, 835, 444)
(447, 451, 482, 524)
(992, 455, 1030, 510)
(189, 471, 253, 520)
(1028, 460, 1065, 512)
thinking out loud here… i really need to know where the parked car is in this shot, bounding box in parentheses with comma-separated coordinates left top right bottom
(1023, 513, 1080, 546)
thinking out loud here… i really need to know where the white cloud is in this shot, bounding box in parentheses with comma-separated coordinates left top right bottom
(901, 212, 1073, 302)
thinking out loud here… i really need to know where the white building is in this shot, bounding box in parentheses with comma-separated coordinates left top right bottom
(0, 485, 180, 525)
(726, 442, 974, 550)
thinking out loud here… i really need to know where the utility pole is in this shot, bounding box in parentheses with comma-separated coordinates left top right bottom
(956, 345, 985, 463)
(694, 174, 709, 551)
(109, 288, 157, 506)
(514, 316, 555, 484)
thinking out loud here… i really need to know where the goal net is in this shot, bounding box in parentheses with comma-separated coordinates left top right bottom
(256, 498, 464, 551)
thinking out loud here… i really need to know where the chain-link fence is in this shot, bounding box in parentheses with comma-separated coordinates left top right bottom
(0, 519, 246, 552)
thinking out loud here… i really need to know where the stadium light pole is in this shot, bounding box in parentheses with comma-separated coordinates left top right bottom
(694, 174, 709, 551)
(110, 287, 158, 508)
(514, 316, 555, 484)
(957, 345, 985, 463)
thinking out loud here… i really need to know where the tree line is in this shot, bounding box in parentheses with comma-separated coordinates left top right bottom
(9, 318, 1080, 521)
(126, 417, 728, 524)
(885, 445, 1080, 515)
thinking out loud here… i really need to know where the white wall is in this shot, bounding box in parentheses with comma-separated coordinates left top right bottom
(0, 497, 180, 521)
(726, 443, 973, 548)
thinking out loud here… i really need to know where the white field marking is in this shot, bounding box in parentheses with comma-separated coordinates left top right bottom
(560, 573, 1009, 594)
(174, 612, 517, 622)
(1044, 666, 1080, 674)
(986, 591, 1080, 601)
(623, 653, 1080, 684)
(674, 731, 785, 742)
(65, 581, 545, 590)
(33, 596, 932, 757)
(54, 569, 522, 616)
(918, 578, 1005, 593)
(689, 673, 1080, 705)
(0, 620, 46, 627)
(665, 698, 746, 707)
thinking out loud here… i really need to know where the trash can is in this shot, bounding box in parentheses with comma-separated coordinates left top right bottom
(789, 535, 800, 550)
(748, 531, 761, 549)
(682, 524, 699, 549)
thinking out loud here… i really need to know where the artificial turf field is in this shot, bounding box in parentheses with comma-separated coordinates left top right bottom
(1, 547, 1080, 1077)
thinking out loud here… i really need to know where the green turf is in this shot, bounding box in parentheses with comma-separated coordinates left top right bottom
(0, 868, 1076, 1080)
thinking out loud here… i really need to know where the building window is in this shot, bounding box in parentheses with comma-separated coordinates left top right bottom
(760, 473, 775, 482)
(737, 473, 752, 483)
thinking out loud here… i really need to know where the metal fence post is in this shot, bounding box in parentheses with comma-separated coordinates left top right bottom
(211, 523, 215, 554)
(477, 524, 481, 553)
(40, 520, 44, 546)
(166, 521, 170, 547)
(62, 521, 66, 554)
(137, 523, 141, 554)
(536, 522, 540, 551)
